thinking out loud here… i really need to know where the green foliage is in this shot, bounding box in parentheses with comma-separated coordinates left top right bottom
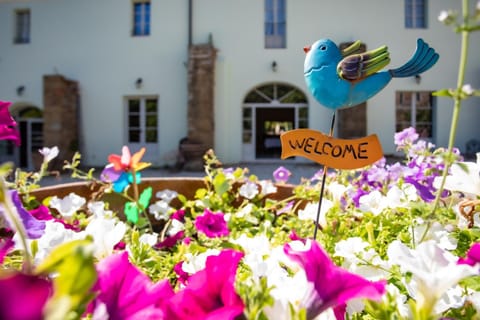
(35, 238, 97, 320)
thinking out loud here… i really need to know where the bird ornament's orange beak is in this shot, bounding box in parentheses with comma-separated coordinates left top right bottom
(303, 46, 311, 54)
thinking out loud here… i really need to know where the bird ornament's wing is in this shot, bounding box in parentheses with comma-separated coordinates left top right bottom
(337, 45, 391, 82)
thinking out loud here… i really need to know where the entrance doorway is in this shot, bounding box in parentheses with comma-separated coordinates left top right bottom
(255, 107, 294, 158)
(242, 83, 308, 161)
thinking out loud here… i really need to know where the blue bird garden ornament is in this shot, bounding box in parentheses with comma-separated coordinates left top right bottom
(303, 38, 439, 109)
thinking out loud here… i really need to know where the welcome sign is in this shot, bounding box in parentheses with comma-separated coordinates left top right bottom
(280, 129, 383, 170)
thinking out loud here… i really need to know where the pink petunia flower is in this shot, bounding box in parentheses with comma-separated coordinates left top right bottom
(164, 249, 245, 320)
(284, 239, 386, 320)
(458, 242, 480, 266)
(194, 209, 229, 238)
(0, 101, 20, 146)
(89, 251, 174, 319)
(0, 272, 52, 320)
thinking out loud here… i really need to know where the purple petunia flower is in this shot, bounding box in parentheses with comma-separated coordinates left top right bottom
(4, 190, 46, 239)
(394, 127, 419, 148)
(0, 272, 52, 320)
(458, 242, 480, 267)
(164, 249, 245, 320)
(194, 209, 229, 238)
(273, 166, 291, 183)
(90, 251, 174, 319)
(284, 239, 386, 320)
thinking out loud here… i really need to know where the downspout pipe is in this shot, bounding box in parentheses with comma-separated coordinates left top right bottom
(188, 0, 192, 47)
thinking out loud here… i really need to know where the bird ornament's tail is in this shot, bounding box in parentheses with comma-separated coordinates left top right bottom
(389, 38, 439, 78)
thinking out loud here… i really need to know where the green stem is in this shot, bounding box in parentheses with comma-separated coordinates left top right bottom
(130, 169, 154, 232)
(431, 0, 470, 214)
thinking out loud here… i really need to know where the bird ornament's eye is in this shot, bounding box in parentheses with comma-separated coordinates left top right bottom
(319, 45, 327, 51)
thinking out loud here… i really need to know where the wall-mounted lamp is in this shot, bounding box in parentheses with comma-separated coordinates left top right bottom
(271, 61, 277, 72)
(16, 85, 25, 96)
(414, 74, 421, 85)
(135, 78, 143, 89)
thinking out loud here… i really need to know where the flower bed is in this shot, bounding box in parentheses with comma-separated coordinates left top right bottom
(0, 127, 480, 320)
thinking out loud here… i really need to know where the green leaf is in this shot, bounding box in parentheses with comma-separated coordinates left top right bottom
(432, 88, 454, 98)
(125, 201, 139, 224)
(35, 238, 97, 319)
(139, 187, 153, 210)
(213, 172, 230, 196)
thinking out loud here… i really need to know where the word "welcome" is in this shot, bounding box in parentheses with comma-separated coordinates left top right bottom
(280, 129, 383, 170)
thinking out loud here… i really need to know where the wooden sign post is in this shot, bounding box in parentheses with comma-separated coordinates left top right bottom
(280, 120, 384, 239)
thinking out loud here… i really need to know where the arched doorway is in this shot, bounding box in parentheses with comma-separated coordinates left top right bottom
(242, 83, 308, 161)
(0, 103, 43, 169)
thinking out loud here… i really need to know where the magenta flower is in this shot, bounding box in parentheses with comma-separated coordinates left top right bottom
(0, 101, 20, 146)
(284, 239, 386, 320)
(155, 230, 185, 249)
(458, 242, 480, 266)
(194, 209, 229, 238)
(0, 238, 14, 263)
(171, 209, 186, 222)
(0, 272, 52, 320)
(90, 251, 174, 319)
(164, 249, 245, 319)
(273, 166, 291, 183)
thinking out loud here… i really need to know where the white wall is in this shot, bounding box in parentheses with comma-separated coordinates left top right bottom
(0, 0, 190, 166)
(1, 0, 479, 166)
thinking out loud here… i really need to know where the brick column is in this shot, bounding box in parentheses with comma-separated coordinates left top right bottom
(43, 75, 79, 170)
(183, 43, 217, 169)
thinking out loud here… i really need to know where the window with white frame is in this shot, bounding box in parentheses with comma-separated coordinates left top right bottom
(14, 9, 30, 44)
(132, 1, 151, 36)
(126, 97, 158, 144)
(405, 0, 427, 29)
(265, 0, 286, 48)
(396, 91, 434, 139)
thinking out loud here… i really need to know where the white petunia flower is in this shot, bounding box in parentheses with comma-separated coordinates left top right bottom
(28, 221, 86, 264)
(155, 189, 178, 203)
(386, 183, 418, 208)
(358, 190, 388, 215)
(182, 249, 220, 274)
(259, 180, 277, 195)
(412, 221, 457, 250)
(49, 193, 86, 218)
(38, 146, 59, 162)
(167, 219, 184, 236)
(88, 201, 113, 218)
(239, 181, 259, 199)
(139, 232, 158, 247)
(298, 200, 333, 229)
(148, 200, 172, 220)
(433, 153, 480, 197)
(334, 237, 389, 281)
(84, 216, 127, 259)
(327, 181, 347, 203)
(387, 240, 478, 314)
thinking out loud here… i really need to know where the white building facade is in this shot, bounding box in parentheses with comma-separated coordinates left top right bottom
(0, 0, 479, 168)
